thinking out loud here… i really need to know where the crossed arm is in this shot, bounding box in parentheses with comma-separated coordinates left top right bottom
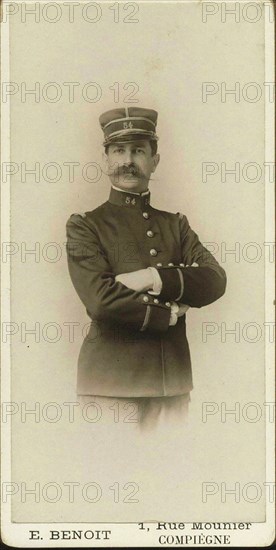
(66, 213, 226, 334)
(115, 265, 198, 325)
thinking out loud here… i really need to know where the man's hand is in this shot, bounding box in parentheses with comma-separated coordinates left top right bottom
(115, 269, 153, 292)
(169, 302, 190, 326)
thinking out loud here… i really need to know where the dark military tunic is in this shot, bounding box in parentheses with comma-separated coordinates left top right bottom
(66, 187, 227, 397)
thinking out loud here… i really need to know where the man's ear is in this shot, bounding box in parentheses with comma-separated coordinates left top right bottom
(152, 153, 160, 173)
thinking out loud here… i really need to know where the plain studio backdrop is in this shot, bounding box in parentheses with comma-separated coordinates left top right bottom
(8, 1, 266, 522)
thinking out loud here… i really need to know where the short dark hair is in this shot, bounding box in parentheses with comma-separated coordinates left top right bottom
(104, 140, 158, 156)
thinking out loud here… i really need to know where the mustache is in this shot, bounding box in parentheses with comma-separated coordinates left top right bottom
(109, 163, 145, 179)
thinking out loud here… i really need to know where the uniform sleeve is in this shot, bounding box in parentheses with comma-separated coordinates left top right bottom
(156, 214, 227, 307)
(66, 214, 171, 332)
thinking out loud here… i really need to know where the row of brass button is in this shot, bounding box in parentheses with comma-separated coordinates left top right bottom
(155, 262, 186, 267)
(143, 295, 171, 307)
(143, 212, 185, 267)
(143, 212, 156, 256)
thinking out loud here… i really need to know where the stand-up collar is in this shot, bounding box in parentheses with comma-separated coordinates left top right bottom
(108, 186, 151, 209)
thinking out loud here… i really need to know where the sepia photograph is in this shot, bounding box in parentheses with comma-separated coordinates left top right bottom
(1, 0, 274, 547)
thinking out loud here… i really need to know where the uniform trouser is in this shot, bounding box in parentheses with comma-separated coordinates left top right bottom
(78, 393, 190, 430)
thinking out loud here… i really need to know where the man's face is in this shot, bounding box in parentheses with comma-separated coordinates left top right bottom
(103, 140, 160, 193)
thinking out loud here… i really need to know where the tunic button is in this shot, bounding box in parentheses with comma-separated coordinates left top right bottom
(153, 298, 159, 304)
(168, 262, 174, 266)
(143, 212, 149, 219)
(165, 302, 171, 307)
(156, 262, 162, 267)
(143, 296, 149, 303)
(146, 230, 154, 238)
(150, 248, 157, 256)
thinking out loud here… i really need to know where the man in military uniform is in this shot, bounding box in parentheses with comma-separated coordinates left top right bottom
(66, 107, 227, 429)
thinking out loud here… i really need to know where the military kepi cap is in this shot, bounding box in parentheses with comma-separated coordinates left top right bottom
(99, 107, 158, 145)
